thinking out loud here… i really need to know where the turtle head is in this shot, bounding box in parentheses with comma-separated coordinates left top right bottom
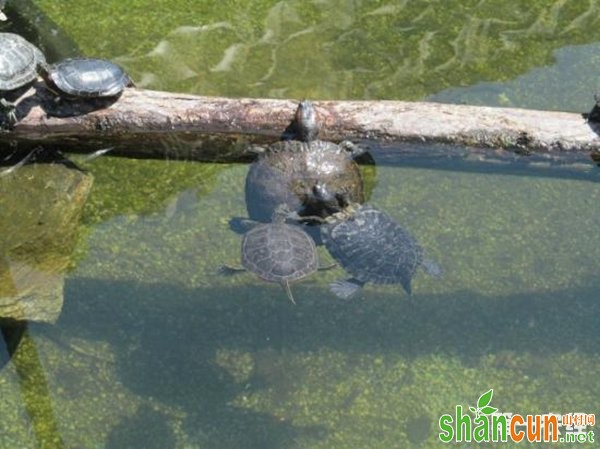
(312, 183, 349, 215)
(293, 99, 319, 142)
(36, 59, 52, 83)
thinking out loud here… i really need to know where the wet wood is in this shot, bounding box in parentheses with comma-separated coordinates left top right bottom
(1, 84, 599, 162)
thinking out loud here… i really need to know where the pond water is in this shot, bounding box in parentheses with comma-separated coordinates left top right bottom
(1, 1, 599, 448)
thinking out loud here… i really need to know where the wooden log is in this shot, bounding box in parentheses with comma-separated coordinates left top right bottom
(1, 84, 599, 162)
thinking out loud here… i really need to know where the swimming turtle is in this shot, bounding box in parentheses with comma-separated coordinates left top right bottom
(39, 57, 133, 99)
(314, 186, 443, 299)
(220, 207, 332, 303)
(0, 33, 46, 127)
(245, 100, 366, 223)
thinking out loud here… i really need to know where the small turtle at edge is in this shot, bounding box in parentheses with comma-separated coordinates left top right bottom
(39, 57, 133, 99)
(220, 207, 334, 304)
(0, 0, 7, 21)
(0, 33, 46, 127)
(313, 185, 443, 299)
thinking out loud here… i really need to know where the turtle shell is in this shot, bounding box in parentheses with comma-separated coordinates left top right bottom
(245, 140, 364, 222)
(0, 33, 46, 91)
(321, 205, 424, 292)
(241, 222, 318, 283)
(45, 58, 132, 98)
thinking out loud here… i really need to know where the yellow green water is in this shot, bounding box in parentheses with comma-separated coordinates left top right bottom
(0, 1, 599, 448)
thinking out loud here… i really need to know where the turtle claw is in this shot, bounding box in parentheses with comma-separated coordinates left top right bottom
(0, 98, 17, 129)
(330, 278, 363, 299)
(271, 204, 305, 223)
(422, 258, 443, 278)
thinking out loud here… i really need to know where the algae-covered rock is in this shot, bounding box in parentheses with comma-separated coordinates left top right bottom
(0, 163, 93, 322)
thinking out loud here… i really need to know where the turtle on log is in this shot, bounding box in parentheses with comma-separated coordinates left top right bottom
(0, 32, 46, 127)
(39, 57, 133, 99)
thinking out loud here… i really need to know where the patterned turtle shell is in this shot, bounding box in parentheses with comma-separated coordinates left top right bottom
(43, 57, 132, 98)
(242, 221, 319, 284)
(245, 139, 365, 222)
(322, 204, 442, 297)
(0, 33, 46, 91)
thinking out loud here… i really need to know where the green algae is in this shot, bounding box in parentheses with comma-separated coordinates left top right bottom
(0, 1, 598, 448)
(3, 161, 597, 448)
(0, 164, 93, 322)
(35, 0, 600, 103)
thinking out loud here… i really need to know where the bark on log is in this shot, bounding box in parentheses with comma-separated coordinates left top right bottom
(1, 84, 599, 163)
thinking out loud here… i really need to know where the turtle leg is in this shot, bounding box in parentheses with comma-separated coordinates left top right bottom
(0, 98, 17, 128)
(318, 262, 337, 271)
(271, 204, 326, 225)
(281, 280, 297, 305)
(244, 144, 266, 156)
(330, 278, 365, 299)
(0, 148, 38, 177)
(217, 265, 246, 276)
(339, 140, 367, 158)
(400, 278, 412, 296)
(229, 217, 259, 234)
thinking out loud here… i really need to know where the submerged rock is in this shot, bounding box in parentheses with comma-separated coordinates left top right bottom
(0, 162, 93, 322)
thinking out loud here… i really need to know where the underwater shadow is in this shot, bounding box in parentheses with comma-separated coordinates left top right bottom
(60, 275, 600, 359)
(0, 320, 26, 371)
(54, 276, 599, 447)
(105, 405, 176, 449)
(371, 143, 600, 184)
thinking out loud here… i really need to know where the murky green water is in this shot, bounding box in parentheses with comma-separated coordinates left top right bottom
(1, 1, 599, 448)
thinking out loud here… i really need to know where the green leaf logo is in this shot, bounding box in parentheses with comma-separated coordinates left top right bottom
(471, 389, 498, 418)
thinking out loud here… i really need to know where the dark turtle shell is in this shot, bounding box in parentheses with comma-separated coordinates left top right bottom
(241, 221, 319, 283)
(0, 33, 46, 91)
(321, 205, 428, 294)
(44, 58, 132, 98)
(245, 140, 364, 222)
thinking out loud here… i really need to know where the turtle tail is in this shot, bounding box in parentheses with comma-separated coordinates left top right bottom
(281, 280, 297, 305)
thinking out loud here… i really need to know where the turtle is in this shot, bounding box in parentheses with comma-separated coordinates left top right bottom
(220, 208, 333, 303)
(0, 0, 6, 21)
(245, 100, 367, 224)
(0, 33, 47, 127)
(39, 57, 133, 99)
(313, 185, 443, 299)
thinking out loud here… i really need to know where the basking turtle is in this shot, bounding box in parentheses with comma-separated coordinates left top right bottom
(0, 32, 46, 126)
(40, 57, 133, 99)
(220, 208, 332, 303)
(315, 187, 443, 298)
(245, 100, 366, 223)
